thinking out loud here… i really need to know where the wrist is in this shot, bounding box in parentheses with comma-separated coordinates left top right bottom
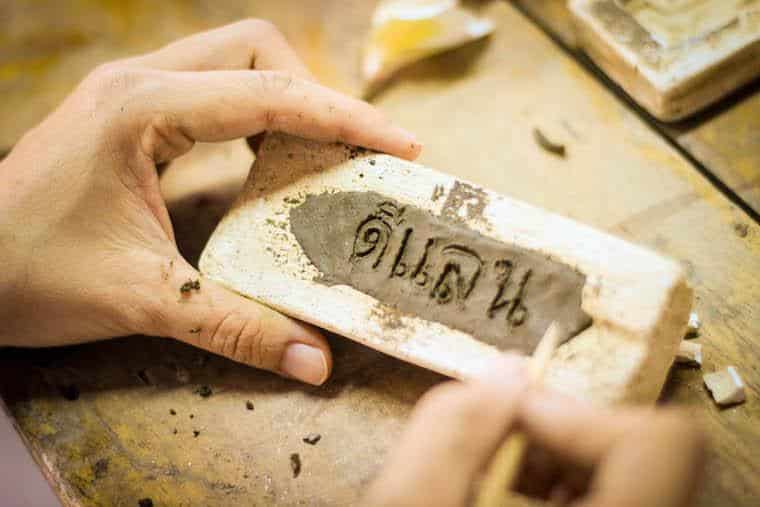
(0, 249, 24, 347)
(0, 169, 29, 346)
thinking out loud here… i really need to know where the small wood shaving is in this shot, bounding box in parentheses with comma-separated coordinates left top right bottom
(533, 128, 566, 158)
(704, 366, 745, 406)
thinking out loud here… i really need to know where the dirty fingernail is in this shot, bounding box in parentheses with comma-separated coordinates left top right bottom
(281, 343, 328, 385)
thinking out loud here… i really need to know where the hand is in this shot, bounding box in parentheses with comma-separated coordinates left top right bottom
(0, 20, 421, 385)
(365, 356, 706, 507)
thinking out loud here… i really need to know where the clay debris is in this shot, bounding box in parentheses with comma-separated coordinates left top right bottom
(704, 367, 745, 406)
(675, 341, 702, 366)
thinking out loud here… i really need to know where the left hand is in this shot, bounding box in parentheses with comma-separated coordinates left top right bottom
(0, 20, 421, 385)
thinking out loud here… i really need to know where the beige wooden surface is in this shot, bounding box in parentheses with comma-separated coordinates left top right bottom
(672, 92, 760, 218)
(0, 1, 759, 506)
(512, 0, 760, 216)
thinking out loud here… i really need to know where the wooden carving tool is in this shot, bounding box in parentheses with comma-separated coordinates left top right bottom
(475, 322, 562, 507)
(200, 133, 693, 404)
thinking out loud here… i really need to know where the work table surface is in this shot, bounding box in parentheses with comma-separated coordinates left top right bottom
(1, 1, 758, 506)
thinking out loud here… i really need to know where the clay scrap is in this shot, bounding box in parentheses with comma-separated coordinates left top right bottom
(675, 340, 702, 366)
(704, 367, 746, 406)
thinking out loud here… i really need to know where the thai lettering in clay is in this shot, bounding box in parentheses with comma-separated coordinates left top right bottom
(488, 260, 531, 327)
(351, 201, 402, 268)
(289, 191, 591, 353)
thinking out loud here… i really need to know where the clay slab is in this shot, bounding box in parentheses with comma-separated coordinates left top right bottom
(570, 0, 760, 121)
(200, 134, 693, 404)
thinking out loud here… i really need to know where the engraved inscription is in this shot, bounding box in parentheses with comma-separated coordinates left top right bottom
(430, 246, 482, 304)
(289, 191, 591, 353)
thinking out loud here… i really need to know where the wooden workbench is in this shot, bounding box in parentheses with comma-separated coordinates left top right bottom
(514, 0, 760, 217)
(1, 1, 758, 506)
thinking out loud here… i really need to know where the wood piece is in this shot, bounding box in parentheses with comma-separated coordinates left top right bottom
(475, 323, 561, 507)
(675, 340, 702, 366)
(569, 0, 760, 120)
(704, 367, 746, 406)
(533, 128, 567, 157)
(200, 133, 693, 403)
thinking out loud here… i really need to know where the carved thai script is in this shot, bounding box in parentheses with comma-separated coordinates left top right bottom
(345, 200, 534, 332)
(289, 191, 591, 353)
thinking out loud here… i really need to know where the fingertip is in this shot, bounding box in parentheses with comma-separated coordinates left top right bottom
(477, 353, 530, 385)
(280, 342, 331, 385)
(281, 320, 333, 385)
(392, 127, 423, 161)
(406, 140, 423, 161)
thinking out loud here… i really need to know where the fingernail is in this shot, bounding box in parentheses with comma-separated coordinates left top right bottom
(280, 343, 328, 385)
(396, 126, 421, 147)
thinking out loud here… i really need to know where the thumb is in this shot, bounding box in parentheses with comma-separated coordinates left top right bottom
(150, 257, 332, 385)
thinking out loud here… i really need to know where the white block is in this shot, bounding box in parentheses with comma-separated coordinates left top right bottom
(675, 340, 702, 366)
(704, 367, 746, 406)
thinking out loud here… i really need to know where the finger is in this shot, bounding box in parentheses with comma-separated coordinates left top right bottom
(515, 389, 654, 466)
(364, 355, 529, 506)
(148, 257, 332, 385)
(579, 412, 706, 507)
(515, 390, 706, 507)
(515, 444, 571, 500)
(139, 70, 421, 162)
(121, 19, 316, 159)
(122, 19, 314, 79)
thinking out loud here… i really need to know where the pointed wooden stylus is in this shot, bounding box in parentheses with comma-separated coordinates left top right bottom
(475, 322, 562, 507)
